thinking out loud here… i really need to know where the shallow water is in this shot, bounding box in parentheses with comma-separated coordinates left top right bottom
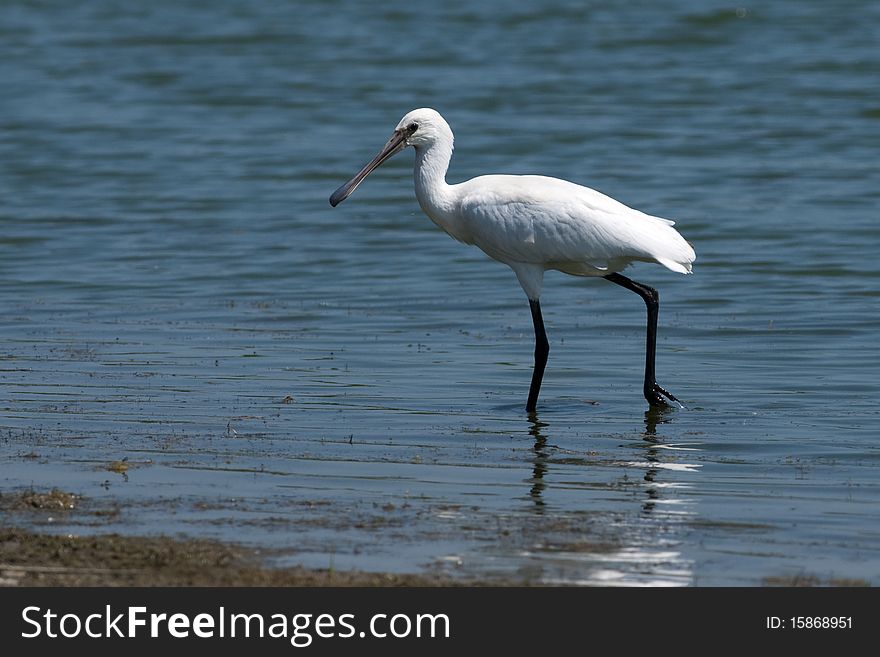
(1, 0, 878, 585)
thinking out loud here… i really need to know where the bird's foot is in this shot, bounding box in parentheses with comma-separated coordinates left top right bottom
(646, 383, 684, 409)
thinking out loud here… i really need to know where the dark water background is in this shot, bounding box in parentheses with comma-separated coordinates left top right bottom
(1, 0, 878, 585)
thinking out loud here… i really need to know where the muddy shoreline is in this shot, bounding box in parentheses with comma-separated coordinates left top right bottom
(0, 526, 479, 587)
(0, 489, 482, 587)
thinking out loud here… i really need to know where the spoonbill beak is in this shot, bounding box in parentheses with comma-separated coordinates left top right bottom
(329, 130, 408, 206)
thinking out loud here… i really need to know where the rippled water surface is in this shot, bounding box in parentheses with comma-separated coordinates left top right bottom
(2, 0, 879, 585)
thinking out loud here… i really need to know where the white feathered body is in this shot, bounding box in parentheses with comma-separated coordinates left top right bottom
(451, 174, 693, 275)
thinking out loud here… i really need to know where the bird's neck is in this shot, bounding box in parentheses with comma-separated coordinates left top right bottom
(413, 139, 455, 222)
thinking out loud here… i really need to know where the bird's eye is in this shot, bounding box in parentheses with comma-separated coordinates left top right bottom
(408, 122, 419, 133)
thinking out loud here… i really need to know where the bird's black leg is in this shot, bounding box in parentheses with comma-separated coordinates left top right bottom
(526, 299, 550, 413)
(603, 272, 680, 408)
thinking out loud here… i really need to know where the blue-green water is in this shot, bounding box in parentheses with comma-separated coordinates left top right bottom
(1, 0, 878, 585)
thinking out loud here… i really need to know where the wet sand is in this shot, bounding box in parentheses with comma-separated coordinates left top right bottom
(0, 490, 479, 587)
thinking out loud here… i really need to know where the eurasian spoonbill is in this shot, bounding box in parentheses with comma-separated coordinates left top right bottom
(330, 108, 695, 413)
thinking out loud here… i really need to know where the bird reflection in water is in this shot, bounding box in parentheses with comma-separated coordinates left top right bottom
(524, 406, 680, 512)
(641, 406, 676, 515)
(518, 407, 693, 584)
(527, 413, 549, 510)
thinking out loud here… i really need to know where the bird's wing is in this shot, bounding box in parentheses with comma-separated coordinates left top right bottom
(457, 175, 692, 273)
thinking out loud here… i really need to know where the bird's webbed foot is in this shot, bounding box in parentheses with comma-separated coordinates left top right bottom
(645, 382, 683, 409)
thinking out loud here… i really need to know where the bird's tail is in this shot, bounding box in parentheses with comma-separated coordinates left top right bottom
(655, 255, 693, 274)
(650, 222, 696, 274)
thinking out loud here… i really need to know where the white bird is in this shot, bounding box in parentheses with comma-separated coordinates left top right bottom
(330, 108, 695, 413)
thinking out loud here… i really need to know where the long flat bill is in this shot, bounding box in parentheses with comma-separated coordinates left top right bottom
(329, 131, 407, 206)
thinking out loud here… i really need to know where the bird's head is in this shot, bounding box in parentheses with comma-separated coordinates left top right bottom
(329, 108, 451, 207)
(393, 108, 450, 149)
